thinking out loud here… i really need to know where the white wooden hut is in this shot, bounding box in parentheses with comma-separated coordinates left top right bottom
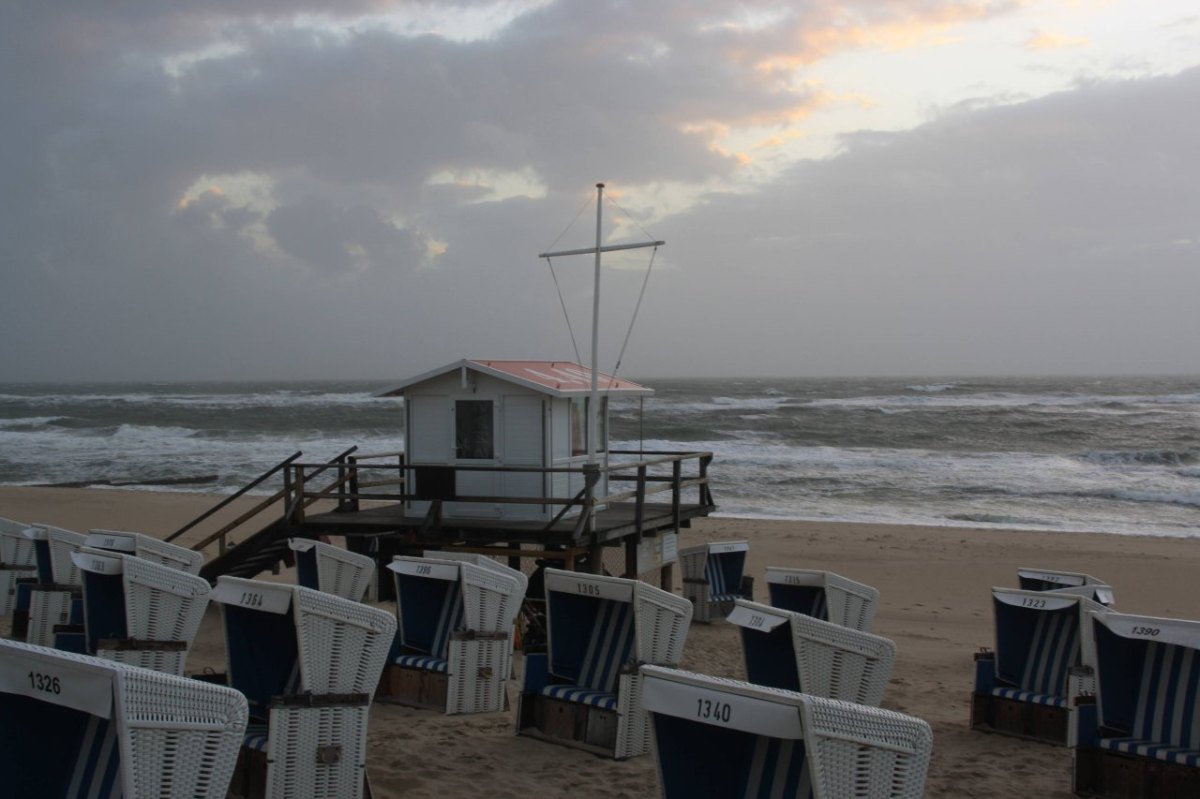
(382, 360, 653, 522)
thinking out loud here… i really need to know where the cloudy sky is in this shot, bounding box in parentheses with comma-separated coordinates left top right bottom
(2, 1, 1198, 382)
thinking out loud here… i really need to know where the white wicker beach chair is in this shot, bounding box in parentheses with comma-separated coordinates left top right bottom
(640, 665, 933, 799)
(380, 553, 526, 714)
(0, 517, 37, 619)
(516, 569, 693, 759)
(211, 575, 396, 799)
(0, 638, 247, 798)
(728, 598, 896, 706)
(1017, 566, 1115, 606)
(680, 540, 752, 623)
(1072, 609, 1200, 797)
(971, 587, 1104, 744)
(765, 567, 879, 632)
(16, 524, 87, 647)
(65, 547, 211, 674)
(87, 528, 204, 575)
(288, 538, 375, 601)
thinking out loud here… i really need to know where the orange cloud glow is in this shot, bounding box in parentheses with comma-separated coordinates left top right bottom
(1024, 29, 1092, 50)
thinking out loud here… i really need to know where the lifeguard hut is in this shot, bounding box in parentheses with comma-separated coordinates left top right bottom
(381, 359, 652, 522)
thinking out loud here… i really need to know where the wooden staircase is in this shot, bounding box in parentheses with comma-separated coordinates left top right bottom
(166, 447, 358, 584)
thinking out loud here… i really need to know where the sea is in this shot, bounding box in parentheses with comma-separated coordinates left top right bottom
(0, 376, 1197, 538)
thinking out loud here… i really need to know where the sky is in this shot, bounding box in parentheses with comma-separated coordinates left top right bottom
(2, 0, 1199, 382)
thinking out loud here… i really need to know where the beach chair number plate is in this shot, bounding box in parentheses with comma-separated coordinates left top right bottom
(1130, 626, 1160, 637)
(696, 698, 732, 724)
(27, 671, 62, 695)
(1021, 598, 1048, 609)
(239, 591, 264, 608)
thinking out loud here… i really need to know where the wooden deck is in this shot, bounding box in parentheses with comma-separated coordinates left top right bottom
(301, 500, 712, 548)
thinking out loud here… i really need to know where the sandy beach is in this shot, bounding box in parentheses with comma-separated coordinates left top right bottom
(3, 485, 1198, 798)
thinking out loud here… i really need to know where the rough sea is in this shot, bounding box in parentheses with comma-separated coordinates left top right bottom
(0, 376, 1197, 538)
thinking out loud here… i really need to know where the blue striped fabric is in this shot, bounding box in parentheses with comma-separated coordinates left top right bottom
(1020, 609, 1078, 699)
(65, 713, 123, 799)
(431, 587, 464, 660)
(577, 599, 634, 694)
(705, 556, 729, 599)
(243, 723, 270, 753)
(991, 687, 1067, 708)
(1098, 640, 1200, 765)
(742, 734, 811, 799)
(540, 685, 618, 710)
(395, 654, 449, 673)
(541, 596, 634, 710)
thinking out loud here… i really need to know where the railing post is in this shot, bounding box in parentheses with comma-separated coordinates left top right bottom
(345, 455, 360, 512)
(293, 466, 306, 526)
(635, 464, 647, 535)
(672, 458, 682, 534)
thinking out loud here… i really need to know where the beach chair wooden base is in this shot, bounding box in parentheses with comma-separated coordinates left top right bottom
(1074, 748, 1200, 798)
(520, 695, 620, 756)
(971, 692, 1069, 745)
(228, 747, 376, 799)
(375, 664, 449, 710)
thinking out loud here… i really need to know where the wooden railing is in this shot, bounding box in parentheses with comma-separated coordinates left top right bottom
(279, 450, 715, 542)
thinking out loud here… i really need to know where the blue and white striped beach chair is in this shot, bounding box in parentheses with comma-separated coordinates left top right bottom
(1018, 567, 1114, 606)
(971, 587, 1103, 744)
(1072, 609, 1200, 797)
(728, 598, 896, 706)
(61, 547, 211, 674)
(681, 540, 752, 623)
(0, 517, 37, 621)
(640, 665, 933, 799)
(0, 638, 247, 799)
(517, 569, 693, 758)
(765, 567, 879, 632)
(380, 553, 526, 714)
(211, 576, 395, 799)
(288, 538, 375, 601)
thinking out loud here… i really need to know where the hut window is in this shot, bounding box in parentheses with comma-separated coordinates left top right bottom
(570, 397, 609, 456)
(455, 400, 494, 460)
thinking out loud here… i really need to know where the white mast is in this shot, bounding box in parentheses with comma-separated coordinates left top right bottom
(538, 183, 664, 467)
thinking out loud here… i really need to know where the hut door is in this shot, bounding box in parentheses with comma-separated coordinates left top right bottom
(501, 395, 545, 520)
(451, 398, 499, 518)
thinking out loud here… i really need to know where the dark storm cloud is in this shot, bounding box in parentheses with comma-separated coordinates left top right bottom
(1, 1, 1197, 380)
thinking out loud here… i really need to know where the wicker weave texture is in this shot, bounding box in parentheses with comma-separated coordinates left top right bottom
(447, 636, 512, 714)
(634, 581, 693, 665)
(801, 695, 933, 799)
(315, 547, 374, 602)
(265, 704, 370, 799)
(121, 554, 211, 644)
(294, 585, 396, 695)
(27, 588, 74, 647)
(0, 526, 37, 616)
(44, 525, 87, 586)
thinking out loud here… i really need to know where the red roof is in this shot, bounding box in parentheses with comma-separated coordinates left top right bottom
(382, 359, 652, 398)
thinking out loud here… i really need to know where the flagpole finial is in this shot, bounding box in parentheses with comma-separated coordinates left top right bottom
(596, 182, 604, 189)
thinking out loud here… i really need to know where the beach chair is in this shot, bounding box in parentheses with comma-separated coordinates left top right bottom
(765, 567, 879, 632)
(971, 587, 1104, 744)
(288, 538, 375, 601)
(0, 517, 37, 620)
(1072, 609, 1200, 798)
(516, 568, 693, 759)
(0, 638, 247, 799)
(1018, 567, 1115, 606)
(14, 524, 87, 647)
(210, 575, 395, 799)
(680, 540, 753, 623)
(87, 528, 204, 575)
(728, 598, 896, 706)
(379, 553, 526, 714)
(640, 665, 933, 799)
(60, 546, 211, 674)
